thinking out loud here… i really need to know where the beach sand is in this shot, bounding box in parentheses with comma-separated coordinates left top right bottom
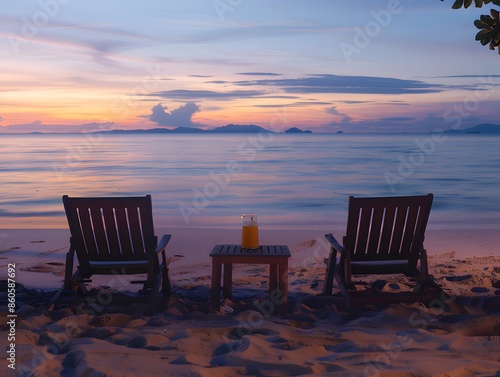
(1, 228, 499, 376)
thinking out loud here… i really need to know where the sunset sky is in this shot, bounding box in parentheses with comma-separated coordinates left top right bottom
(1, 0, 499, 133)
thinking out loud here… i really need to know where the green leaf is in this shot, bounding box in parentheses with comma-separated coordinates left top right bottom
(491, 8, 500, 19)
(474, 19, 488, 28)
(477, 33, 493, 44)
(452, 0, 465, 9)
(476, 28, 496, 41)
(480, 14, 495, 26)
(464, 0, 473, 7)
(475, 0, 484, 6)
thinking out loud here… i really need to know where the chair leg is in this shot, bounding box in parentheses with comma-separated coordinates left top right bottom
(160, 251, 172, 296)
(413, 248, 430, 293)
(322, 248, 336, 295)
(419, 248, 429, 282)
(71, 269, 88, 295)
(162, 266, 172, 297)
(64, 247, 75, 290)
(334, 270, 356, 315)
(145, 270, 162, 315)
(64, 265, 87, 293)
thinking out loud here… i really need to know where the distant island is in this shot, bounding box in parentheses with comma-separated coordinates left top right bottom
(6, 122, 499, 135)
(96, 124, 313, 135)
(283, 127, 313, 134)
(133, 123, 495, 135)
(444, 123, 500, 134)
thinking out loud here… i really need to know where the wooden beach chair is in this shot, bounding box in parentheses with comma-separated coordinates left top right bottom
(61, 195, 172, 314)
(323, 193, 437, 314)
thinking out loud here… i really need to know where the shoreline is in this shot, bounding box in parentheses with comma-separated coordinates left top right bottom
(1, 227, 499, 291)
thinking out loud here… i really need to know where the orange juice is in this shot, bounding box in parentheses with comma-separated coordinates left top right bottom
(242, 224, 259, 249)
(241, 214, 259, 249)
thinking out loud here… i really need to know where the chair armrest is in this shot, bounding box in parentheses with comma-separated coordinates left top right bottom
(323, 233, 346, 267)
(324, 233, 345, 255)
(322, 233, 346, 295)
(155, 234, 171, 254)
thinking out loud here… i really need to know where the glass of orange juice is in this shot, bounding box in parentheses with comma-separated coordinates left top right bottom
(241, 214, 259, 249)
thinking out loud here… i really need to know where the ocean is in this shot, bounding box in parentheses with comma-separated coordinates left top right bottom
(1, 133, 499, 230)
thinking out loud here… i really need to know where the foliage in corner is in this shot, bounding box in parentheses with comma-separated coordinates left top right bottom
(442, 0, 500, 53)
(474, 9, 500, 52)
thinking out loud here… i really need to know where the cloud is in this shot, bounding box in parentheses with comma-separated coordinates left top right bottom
(326, 106, 351, 122)
(144, 74, 448, 105)
(234, 74, 444, 95)
(149, 102, 203, 128)
(435, 75, 500, 79)
(148, 89, 265, 100)
(337, 100, 375, 104)
(147, 74, 447, 104)
(0, 115, 3, 122)
(379, 117, 417, 122)
(0, 121, 115, 134)
(237, 72, 282, 76)
(251, 101, 333, 108)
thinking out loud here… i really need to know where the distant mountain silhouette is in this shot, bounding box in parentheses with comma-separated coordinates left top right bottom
(284, 127, 312, 134)
(94, 124, 312, 134)
(444, 123, 500, 134)
(208, 124, 272, 133)
(170, 127, 205, 134)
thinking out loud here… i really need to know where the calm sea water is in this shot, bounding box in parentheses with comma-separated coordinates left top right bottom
(0, 133, 499, 230)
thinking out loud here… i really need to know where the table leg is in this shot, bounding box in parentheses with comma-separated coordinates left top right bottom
(211, 260, 222, 312)
(269, 264, 278, 295)
(223, 263, 232, 298)
(278, 261, 288, 315)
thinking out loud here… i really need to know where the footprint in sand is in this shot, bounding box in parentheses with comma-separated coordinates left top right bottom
(170, 254, 185, 263)
(31, 240, 45, 243)
(38, 247, 65, 256)
(0, 247, 20, 254)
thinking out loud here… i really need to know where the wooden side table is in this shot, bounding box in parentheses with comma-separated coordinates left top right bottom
(210, 244, 291, 315)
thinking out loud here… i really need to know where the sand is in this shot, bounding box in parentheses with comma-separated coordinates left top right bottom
(1, 228, 499, 376)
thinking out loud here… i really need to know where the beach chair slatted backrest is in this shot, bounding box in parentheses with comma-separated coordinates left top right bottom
(322, 194, 436, 313)
(63, 195, 157, 267)
(344, 194, 433, 267)
(57, 195, 172, 314)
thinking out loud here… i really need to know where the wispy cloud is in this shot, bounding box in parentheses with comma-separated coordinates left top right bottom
(379, 117, 417, 122)
(326, 106, 351, 122)
(234, 74, 445, 95)
(147, 89, 266, 100)
(434, 75, 500, 79)
(145, 74, 448, 104)
(252, 101, 333, 108)
(0, 121, 115, 134)
(237, 72, 282, 76)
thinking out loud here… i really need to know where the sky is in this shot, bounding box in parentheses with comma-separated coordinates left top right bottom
(1, 0, 499, 134)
